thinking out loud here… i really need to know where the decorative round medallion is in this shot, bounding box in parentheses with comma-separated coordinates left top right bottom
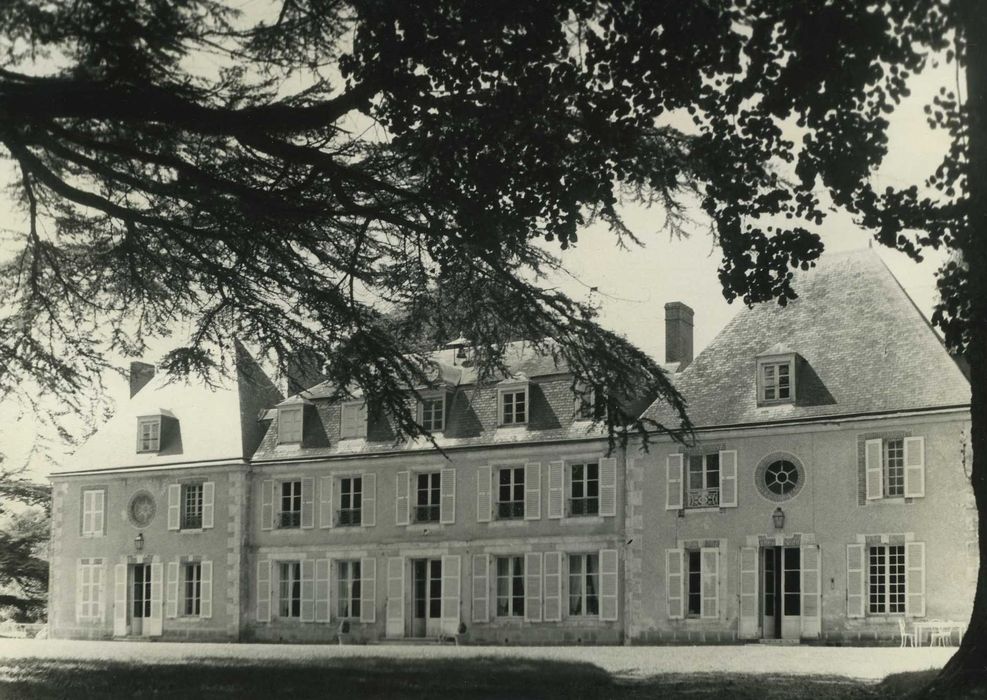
(755, 452, 805, 502)
(128, 490, 156, 527)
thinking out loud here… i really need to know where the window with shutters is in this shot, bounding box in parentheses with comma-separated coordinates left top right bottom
(499, 387, 527, 425)
(414, 472, 441, 523)
(340, 401, 368, 439)
(77, 559, 103, 621)
(183, 562, 202, 616)
(419, 394, 446, 432)
(81, 489, 105, 537)
(497, 467, 525, 519)
(277, 407, 304, 444)
(337, 560, 362, 618)
(686, 550, 702, 617)
(337, 476, 362, 526)
(868, 545, 906, 614)
(278, 561, 302, 618)
(569, 462, 599, 516)
(137, 416, 161, 452)
(181, 483, 203, 530)
(883, 439, 905, 498)
(495, 556, 525, 617)
(686, 453, 720, 508)
(568, 553, 599, 616)
(278, 480, 302, 528)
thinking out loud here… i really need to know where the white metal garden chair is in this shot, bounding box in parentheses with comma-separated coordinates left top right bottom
(897, 618, 917, 647)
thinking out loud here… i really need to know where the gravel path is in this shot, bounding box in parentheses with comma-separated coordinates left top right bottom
(0, 639, 954, 681)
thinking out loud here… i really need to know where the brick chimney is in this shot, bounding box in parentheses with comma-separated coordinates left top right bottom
(664, 302, 694, 369)
(129, 361, 156, 398)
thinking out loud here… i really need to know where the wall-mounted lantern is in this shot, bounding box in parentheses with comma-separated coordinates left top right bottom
(772, 507, 785, 530)
(134, 532, 145, 551)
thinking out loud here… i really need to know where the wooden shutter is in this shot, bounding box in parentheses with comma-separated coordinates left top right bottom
(319, 476, 333, 528)
(315, 559, 331, 623)
(395, 472, 410, 526)
(361, 557, 377, 623)
(93, 490, 105, 535)
(476, 465, 492, 523)
(846, 544, 865, 618)
(200, 560, 213, 619)
(166, 561, 179, 618)
(440, 555, 461, 635)
(738, 546, 758, 639)
(666, 549, 684, 619)
(666, 455, 684, 510)
(524, 462, 541, 520)
(440, 468, 456, 524)
(167, 484, 181, 530)
(300, 477, 315, 529)
(300, 559, 315, 621)
(599, 549, 619, 621)
(700, 547, 719, 619)
(719, 450, 738, 507)
(385, 557, 405, 638)
(472, 554, 490, 623)
(800, 545, 821, 638)
(547, 460, 564, 519)
(543, 552, 562, 622)
(114, 563, 128, 636)
(906, 541, 926, 617)
(865, 439, 883, 500)
(362, 473, 377, 527)
(525, 552, 543, 622)
(202, 482, 215, 529)
(261, 480, 274, 531)
(148, 561, 163, 636)
(903, 436, 926, 498)
(96, 560, 106, 623)
(75, 559, 85, 622)
(257, 559, 272, 622)
(81, 491, 92, 536)
(599, 457, 617, 517)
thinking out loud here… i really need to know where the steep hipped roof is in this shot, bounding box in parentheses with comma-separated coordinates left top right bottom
(642, 248, 970, 429)
(55, 341, 282, 475)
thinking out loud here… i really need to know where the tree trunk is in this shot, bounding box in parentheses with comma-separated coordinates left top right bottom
(924, 0, 987, 696)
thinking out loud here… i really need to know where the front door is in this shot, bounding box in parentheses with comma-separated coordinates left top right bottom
(131, 563, 153, 637)
(761, 547, 801, 640)
(412, 559, 442, 637)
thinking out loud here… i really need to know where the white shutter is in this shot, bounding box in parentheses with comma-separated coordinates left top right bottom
(261, 480, 274, 530)
(906, 541, 926, 617)
(200, 560, 213, 619)
(800, 545, 821, 638)
(599, 457, 617, 517)
(440, 555, 461, 635)
(361, 557, 376, 623)
(395, 472, 410, 526)
(113, 563, 128, 635)
(476, 466, 492, 523)
(666, 549, 684, 619)
(904, 436, 926, 498)
(543, 552, 562, 622)
(75, 560, 85, 622)
(738, 547, 758, 639)
(257, 559, 272, 622)
(719, 450, 738, 507)
(547, 460, 564, 519)
(525, 552, 543, 622)
(202, 482, 215, 529)
(599, 549, 618, 621)
(300, 477, 315, 529)
(666, 455, 684, 510)
(96, 560, 106, 623)
(385, 557, 405, 638)
(166, 561, 179, 618)
(81, 492, 92, 536)
(865, 439, 883, 500)
(524, 462, 541, 520)
(93, 490, 105, 536)
(846, 544, 865, 618)
(300, 559, 315, 621)
(440, 468, 456, 524)
(362, 473, 376, 527)
(147, 562, 163, 636)
(700, 547, 719, 619)
(472, 554, 490, 623)
(319, 476, 333, 528)
(168, 484, 181, 530)
(315, 559, 331, 623)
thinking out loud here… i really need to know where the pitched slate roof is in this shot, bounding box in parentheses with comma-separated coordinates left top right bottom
(642, 248, 970, 429)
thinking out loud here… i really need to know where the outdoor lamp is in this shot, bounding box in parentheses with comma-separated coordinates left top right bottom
(134, 532, 144, 551)
(772, 507, 785, 530)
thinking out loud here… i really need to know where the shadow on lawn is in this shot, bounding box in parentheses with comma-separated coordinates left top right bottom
(0, 656, 919, 700)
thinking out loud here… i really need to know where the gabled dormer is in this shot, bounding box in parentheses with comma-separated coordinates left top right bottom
(756, 343, 800, 405)
(276, 394, 312, 444)
(497, 373, 530, 426)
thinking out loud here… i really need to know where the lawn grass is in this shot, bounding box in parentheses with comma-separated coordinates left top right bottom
(0, 655, 937, 699)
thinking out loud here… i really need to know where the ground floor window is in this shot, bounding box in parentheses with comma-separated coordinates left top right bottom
(686, 550, 702, 617)
(183, 562, 202, 616)
(338, 560, 362, 618)
(868, 545, 905, 614)
(495, 556, 524, 617)
(279, 561, 302, 618)
(568, 553, 599, 616)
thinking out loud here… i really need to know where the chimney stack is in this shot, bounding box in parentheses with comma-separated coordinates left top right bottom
(664, 302, 694, 369)
(129, 361, 156, 398)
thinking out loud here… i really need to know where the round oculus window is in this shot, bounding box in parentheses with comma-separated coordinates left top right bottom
(128, 491, 156, 527)
(755, 453, 805, 502)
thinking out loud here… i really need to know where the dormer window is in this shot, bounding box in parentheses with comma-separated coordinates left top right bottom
(137, 416, 161, 452)
(278, 406, 304, 444)
(419, 392, 447, 432)
(573, 381, 602, 421)
(756, 346, 798, 405)
(340, 400, 368, 439)
(498, 380, 528, 426)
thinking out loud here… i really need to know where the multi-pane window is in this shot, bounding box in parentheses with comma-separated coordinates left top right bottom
(884, 439, 905, 498)
(81, 489, 105, 537)
(337, 560, 362, 619)
(279, 561, 302, 618)
(868, 545, 906, 614)
(686, 550, 702, 617)
(137, 417, 161, 452)
(181, 483, 203, 529)
(415, 472, 441, 523)
(420, 395, 445, 432)
(568, 553, 599, 616)
(573, 383, 597, 421)
(133, 564, 152, 618)
(686, 453, 720, 508)
(570, 462, 599, 516)
(278, 407, 303, 444)
(77, 559, 104, 621)
(496, 556, 525, 617)
(184, 562, 202, 616)
(338, 477, 362, 526)
(279, 480, 302, 528)
(500, 388, 527, 425)
(760, 361, 793, 402)
(497, 467, 525, 519)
